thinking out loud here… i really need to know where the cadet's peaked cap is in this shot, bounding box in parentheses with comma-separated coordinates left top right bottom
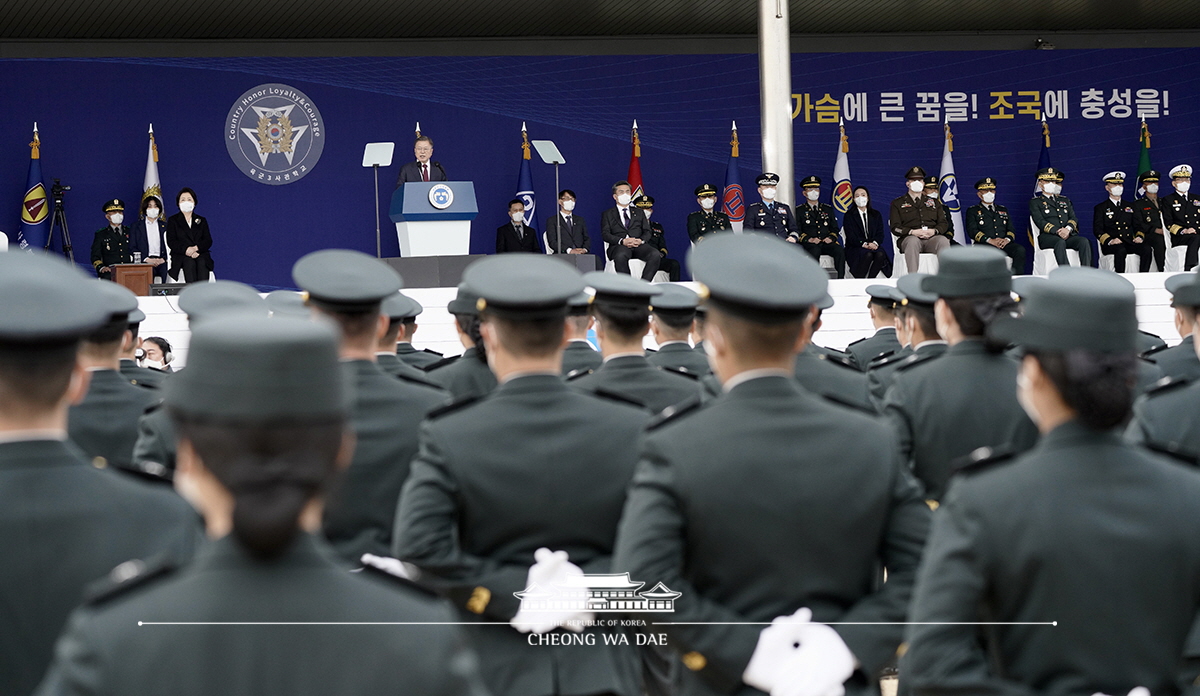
(447, 283, 481, 316)
(178, 280, 268, 323)
(166, 315, 347, 421)
(567, 291, 593, 315)
(756, 173, 780, 186)
(382, 291, 422, 320)
(293, 249, 402, 312)
(633, 195, 655, 209)
(1036, 167, 1059, 181)
(265, 290, 310, 317)
(651, 284, 700, 313)
(924, 176, 939, 187)
(695, 184, 718, 197)
(92, 280, 140, 321)
(905, 166, 927, 180)
(688, 232, 827, 323)
(816, 293, 834, 311)
(800, 175, 822, 188)
(892, 273, 936, 306)
(128, 308, 146, 324)
(975, 177, 997, 191)
(102, 198, 125, 213)
(990, 267, 1137, 352)
(1103, 171, 1126, 184)
(1011, 275, 1047, 302)
(0, 251, 110, 342)
(465, 255, 584, 319)
(866, 284, 896, 307)
(584, 271, 662, 309)
(922, 246, 1012, 297)
(1170, 164, 1192, 179)
(1166, 272, 1200, 307)
(1138, 170, 1161, 184)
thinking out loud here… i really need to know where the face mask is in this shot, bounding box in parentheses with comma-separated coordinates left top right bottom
(761, 187, 777, 200)
(110, 213, 124, 225)
(145, 207, 160, 219)
(1110, 186, 1124, 197)
(561, 199, 576, 212)
(908, 180, 924, 193)
(1015, 366, 1041, 426)
(700, 198, 716, 210)
(1178, 181, 1192, 194)
(1146, 184, 1159, 194)
(1043, 183, 1058, 195)
(143, 359, 164, 371)
(982, 192, 996, 204)
(925, 190, 939, 199)
(616, 193, 632, 206)
(179, 201, 195, 213)
(511, 211, 525, 222)
(854, 196, 869, 208)
(805, 189, 820, 201)
(643, 211, 652, 221)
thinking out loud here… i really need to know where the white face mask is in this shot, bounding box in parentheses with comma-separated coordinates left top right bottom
(925, 190, 939, 199)
(643, 211, 652, 221)
(982, 192, 996, 204)
(145, 207, 160, 219)
(511, 211, 525, 222)
(561, 199, 576, 212)
(700, 198, 716, 210)
(143, 359, 164, 370)
(1146, 183, 1159, 194)
(1043, 183, 1059, 196)
(908, 180, 924, 193)
(109, 213, 124, 225)
(179, 201, 195, 213)
(1178, 181, 1192, 194)
(854, 196, 869, 208)
(804, 189, 821, 201)
(1110, 185, 1124, 198)
(761, 187, 777, 200)
(616, 193, 632, 206)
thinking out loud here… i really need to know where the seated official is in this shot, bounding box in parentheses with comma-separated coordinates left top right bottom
(544, 189, 590, 258)
(923, 175, 957, 242)
(395, 135, 446, 186)
(889, 166, 950, 273)
(600, 181, 661, 281)
(843, 186, 892, 278)
(130, 196, 169, 283)
(1161, 164, 1200, 271)
(793, 175, 846, 279)
(634, 195, 680, 281)
(687, 183, 732, 243)
(1030, 167, 1092, 268)
(745, 172, 795, 240)
(496, 199, 539, 253)
(1133, 170, 1167, 272)
(965, 177, 1026, 275)
(91, 198, 132, 280)
(1094, 171, 1153, 273)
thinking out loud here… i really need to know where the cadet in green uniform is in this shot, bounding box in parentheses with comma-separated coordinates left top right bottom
(1132, 169, 1168, 272)
(612, 233, 929, 696)
(1142, 272, 1200, 382)
(395, 254, 650, 696)
(292, 250, 448, 564)
(38, 314, 484, 696)
(569, 273, 704, 413)
(0, 252, 198, 696)
(1162, 164, 1200, 271)
(867, 275, 947, 409)
(687, 183, 732, 243)
(1094, 171, 1153, 273)
(424, 284, 499, 400)
(647, 284, 710, 375)
(795, 175, 846, 278)
(389, 296, 444, 368)
(117, 309, 166, 390)
(845, 285, 902, 369)
(1030, 166, 1093, 267)
(889, 166, 950, 274)
(745, 173, 795, 240)
(561, 292, 602, 376)
(882, 246, 1038, 501)
(793, 297, 874, 411)
(633, 195, 680, 282)
(905, 268, 1200, 696)
(90, 198, 132, 280)
(375, 291, 450, 390)
(965, 177, 1025, 274)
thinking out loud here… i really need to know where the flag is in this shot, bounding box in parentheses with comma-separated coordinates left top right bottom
(17, 124, 49, 250)
(723, 121, 745, 231)
(1029, 120, 1053, 245)
(832, 119, 852, 228)
(515, 122, 536, 230)
(938, 121, 965, 245)
(627, 120, 644, 199)
(143, 124, 163, 214)
(1136, 119, 1152, 196)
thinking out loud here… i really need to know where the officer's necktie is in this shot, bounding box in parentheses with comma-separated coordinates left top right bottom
(768, 203, 774, 212)
(622, 208, 630, 228)
(516, 223, 523, 240)
(422, 164, 429, 182)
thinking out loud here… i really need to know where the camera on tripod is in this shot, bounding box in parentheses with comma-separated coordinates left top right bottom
(45, 179, 74, 260)
(50, 179, 70, 201)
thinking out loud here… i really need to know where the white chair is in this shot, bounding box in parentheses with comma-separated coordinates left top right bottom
(1032, 248, 1081, 275)
(541, 231, 554, 255)
(0, 231, 8, 251)
(890, 233, 939, 278)
(1165, 231, 1189, 272)
(602, 241, 669, 283)
(1097, 253, 1142, 274)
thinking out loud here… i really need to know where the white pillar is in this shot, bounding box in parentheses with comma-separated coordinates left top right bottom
(758, 0, 794, 207)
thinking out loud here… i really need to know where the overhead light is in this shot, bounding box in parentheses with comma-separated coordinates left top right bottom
(1034, 37, 1056, 50)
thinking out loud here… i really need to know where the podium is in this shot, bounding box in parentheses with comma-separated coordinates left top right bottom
(112, 263, 154, 296)
(389, 181, 478, 257)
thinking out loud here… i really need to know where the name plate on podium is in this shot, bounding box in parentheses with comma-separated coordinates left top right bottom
(389, 181, 478, 257)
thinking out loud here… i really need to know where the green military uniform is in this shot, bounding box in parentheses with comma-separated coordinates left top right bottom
(425, 284, 499, 400)
(647, 284, 710, 376)
(90, 199, 133, 279)
(394, 255, 651, 696)
(562, 340, 602, 375)
(0, 251, 199, 696)
(397, 342, 444, 368)
(647, 342, 709, 375)
(796, 175, 846, 279)
(1143, 273, 1200, 381)
(965, 176, 1026, 274)
(119, 359, 166, 389)
(889, 172, 950, 241)
(1030, 167, 1093, 267)
(905, 269, 1200, 696)
(687, 183, 732, 243)
(845, 286, 902, 369)
(375, 292, 449, 389)
(882, 248, 1038, 501)
(1127, 376, 1200, 463)
(1138, 329, 1168, 356)
(867, 276, 948, 409)
(794, 345, 874, 412)
(612, 233, 929, 696)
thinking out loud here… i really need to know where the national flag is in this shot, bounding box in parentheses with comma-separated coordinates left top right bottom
(17, 123, 49, 250)
(1136, 120, 1152, 196)
(515, 122, 536, 230)
(143, 124, 163, 215)
(723, 121, 745, 231)
(938, 121, 966, 245)
(627, 120, 644, 200)
(832, 119, 852, 228)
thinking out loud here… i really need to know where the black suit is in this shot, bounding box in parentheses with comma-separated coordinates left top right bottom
(544, 213, 589, 254)
(395, 160, 447, 187)
(843, 207, 892, 278)
(129, 218, 168, 283)
(164, 212, 212, 283)
(495, 221, 540, 254)
(600, 205, 661, 280)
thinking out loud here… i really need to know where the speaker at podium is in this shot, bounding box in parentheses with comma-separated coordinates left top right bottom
(389, 182, 478, 257)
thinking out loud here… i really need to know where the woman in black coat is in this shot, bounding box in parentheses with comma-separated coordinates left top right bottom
(165, 187, 213, 283)
(129, 196, 170, 283)
(842, 186, 893, 278)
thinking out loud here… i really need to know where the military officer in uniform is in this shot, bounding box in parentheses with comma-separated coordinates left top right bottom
(687, 183, 732, 243)
(39, 314, 485, 696)
(1161, 164, 1200, 271)
(569, 273, 704, 413)
(647, 284, 710, 375)
(635, 195, 681, 281)
(1031, 166, 1093, 267)
(424, 284, 499, 401)
(745, 173, 795, 240)
(795, 175, 846, 279)
(1141, 272, 1200, 382)
(793, 297, 874, 411)
(1094, 171, 1154, 273)
(612, 233, 930, 696)
(561, 292, 602, 376)
(867, 274, 947, 409)
(905, 268, 1200, 696)
(965, 177, 1026, 274)
(395, 254, 650, 696)
(291, 250, 448, 564)
(375, 291, 449, 389)
(1133, 169, 1168, 272)
(389, 296, 443, 368)
(845, 285, 902, 369)
(0, 252, 198, 696)
(923, 175, 957, 242)
(889, 166, 950, 274)
(90, 199, 132, 280)
(882, 246, 1038, 502)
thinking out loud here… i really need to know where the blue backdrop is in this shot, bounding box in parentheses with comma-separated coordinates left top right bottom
(2, 48, 1197, 286)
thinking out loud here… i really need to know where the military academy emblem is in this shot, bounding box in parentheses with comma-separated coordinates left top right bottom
(225, 83, 325, 185)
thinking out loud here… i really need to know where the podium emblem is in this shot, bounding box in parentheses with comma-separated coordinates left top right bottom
(429, 183, 454, 210)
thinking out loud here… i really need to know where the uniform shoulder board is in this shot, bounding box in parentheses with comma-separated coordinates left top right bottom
(951, 446, 1017, 477)
(589, 388, 648, 410)
(426, 395, 482, 420)
(662, 365, 700, 381)
(1142, 440, 1200, 468)
(115, 460, 174, 485)
(817, 353, 860, 371)
(565, 368, 594, 382)
(420, 348, 444, 357)
(1141, 343, 1171, 359)
(866, 352, 906, 372)
(357, 554, 439, 599)
(421, 355, 460, 372)
(647, 395, 705, 431)
(846, 336, 868, 347)
(645, 347, 658, 354)
(865, 350, 897, 368)
(83, 556, 178, 607)
(895, 351, 941, 373)
(818, 392, 875, 415)
(142, 400, 165, 416)
(1145, 375, 1192, 397)
(395, 372, 446, 391)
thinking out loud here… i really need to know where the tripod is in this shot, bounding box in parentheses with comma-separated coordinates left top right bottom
(44, 180, 74, 263)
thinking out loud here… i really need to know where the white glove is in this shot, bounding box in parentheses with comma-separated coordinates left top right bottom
(743, 608, 812, 692)
(359, 553, 411, 579)
(510, 548, 595, 634)
(1092, 688, 1150, 696)
(771, 621, 857, 696)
